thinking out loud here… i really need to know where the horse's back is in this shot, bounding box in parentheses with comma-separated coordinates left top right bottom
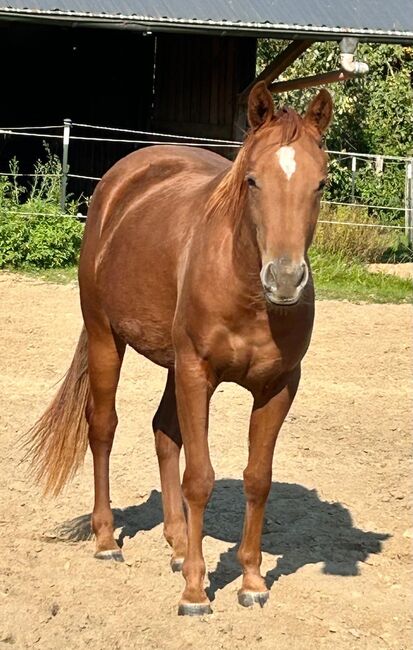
(82, 145, 228, 246)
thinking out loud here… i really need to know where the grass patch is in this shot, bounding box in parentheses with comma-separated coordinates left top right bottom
(6, 255, 411, 304)
(3, 266, 78, 284)
(310, 249, 412, 303)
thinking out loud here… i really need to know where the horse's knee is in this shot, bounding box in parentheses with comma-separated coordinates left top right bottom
(182, 466, 215, 506)
(88, 409, 118, 445)
(243, 468, 271, 505)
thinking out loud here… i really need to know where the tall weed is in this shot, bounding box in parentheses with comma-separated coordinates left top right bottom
(314, 205, 406, 262)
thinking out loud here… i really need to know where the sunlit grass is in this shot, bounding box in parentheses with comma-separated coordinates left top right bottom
(310, 249, 412, 303)
(3, 266, 78, 284)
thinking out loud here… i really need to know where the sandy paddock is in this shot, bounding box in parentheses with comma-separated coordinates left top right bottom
(0, 273, 411, 649)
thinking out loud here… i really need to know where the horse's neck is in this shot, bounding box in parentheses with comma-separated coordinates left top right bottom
(232, 207, 261, 275)
(201, 201, 263, 307)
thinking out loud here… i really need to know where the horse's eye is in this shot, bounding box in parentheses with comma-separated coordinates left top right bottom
(246, 175, 258, 188)
(317, 179, 327, 192)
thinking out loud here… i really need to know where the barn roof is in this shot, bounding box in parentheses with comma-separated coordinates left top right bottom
(0, 0, 412, 43)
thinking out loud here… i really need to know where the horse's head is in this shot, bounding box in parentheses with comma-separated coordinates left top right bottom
(244, 81, 333, 306)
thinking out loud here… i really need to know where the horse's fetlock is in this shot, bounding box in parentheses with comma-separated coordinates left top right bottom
(164, 521, 186, 546)
(182, 557, 206, 583)
(92, 512, 113, 535)
(238, 546, 261, 569)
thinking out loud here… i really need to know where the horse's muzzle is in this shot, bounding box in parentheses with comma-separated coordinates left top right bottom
(260, 257, 309, 306)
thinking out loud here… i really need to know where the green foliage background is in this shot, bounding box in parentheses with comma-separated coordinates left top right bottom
(257, 42, 413, 223)
(0, 43, 412, 280)
(0, 153, 83, 269)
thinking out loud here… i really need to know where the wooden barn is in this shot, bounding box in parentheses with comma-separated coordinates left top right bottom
(0, 1, 411, 187)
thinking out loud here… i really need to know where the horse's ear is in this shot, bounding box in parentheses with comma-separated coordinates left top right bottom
(304, 89, 333, 136)
(248, 81, 274, 129)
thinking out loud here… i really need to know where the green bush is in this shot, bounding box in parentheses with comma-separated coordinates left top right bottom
(324, 156, 407, 224)
(0, 152, 84, 269)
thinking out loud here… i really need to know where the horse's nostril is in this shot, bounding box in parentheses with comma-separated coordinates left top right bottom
(295, 264, 305, 287)
(268, 262, 278, 285)
(295, 264, 307, 287)
(261, 261, 277, 289)
(261, 259, 308, 295)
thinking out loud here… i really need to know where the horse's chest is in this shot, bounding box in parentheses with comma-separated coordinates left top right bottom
(202, 317, 310, 387)
(228, 334, 283, 383)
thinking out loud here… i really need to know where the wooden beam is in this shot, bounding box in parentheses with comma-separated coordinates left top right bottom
(269, 68, 353, 93)
(239, 39, 314, 99)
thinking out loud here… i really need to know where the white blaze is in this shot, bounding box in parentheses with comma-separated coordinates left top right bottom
(276, 145, 296, 180)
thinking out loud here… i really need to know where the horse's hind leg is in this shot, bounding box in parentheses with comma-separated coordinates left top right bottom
(153, 370, 187, 571)
(86, 324, 125, 561)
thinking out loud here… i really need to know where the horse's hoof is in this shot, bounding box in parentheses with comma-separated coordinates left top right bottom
(171, 557, 184, 573)
(238, 590, 270, 608)
(178, 602, 213, 616)
(94, 549, 124, 563)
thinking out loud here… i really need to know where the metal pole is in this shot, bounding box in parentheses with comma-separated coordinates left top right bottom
(406, 160, 413, 247)
(351, 156, 357, 204)
(60, 119, 71, 212)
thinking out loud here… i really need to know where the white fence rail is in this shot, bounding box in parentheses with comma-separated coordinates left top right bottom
(1, 121, 412, 243)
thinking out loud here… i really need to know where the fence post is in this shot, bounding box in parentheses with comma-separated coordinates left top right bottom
(60, 119, 72, 212)
(406, 160, 413, 247)
(351, 155, 357, 203)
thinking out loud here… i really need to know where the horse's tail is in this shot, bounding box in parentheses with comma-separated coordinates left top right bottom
(23, 327, 90, 496)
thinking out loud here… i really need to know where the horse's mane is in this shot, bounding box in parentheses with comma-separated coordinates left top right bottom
(206, 108, 304, 222)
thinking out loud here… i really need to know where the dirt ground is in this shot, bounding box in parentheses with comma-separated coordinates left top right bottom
(367, 263, 413, 281)
(0, 272, 411, 650)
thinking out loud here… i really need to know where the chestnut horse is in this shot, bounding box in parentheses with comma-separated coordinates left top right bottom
(27, 82, 333, 615)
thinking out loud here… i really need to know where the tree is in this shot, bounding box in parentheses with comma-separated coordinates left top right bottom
(257, 41, 413, 155)
(256, 41, 413, 220)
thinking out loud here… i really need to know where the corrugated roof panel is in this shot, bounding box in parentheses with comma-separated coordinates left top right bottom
(0, 0, 412, 38)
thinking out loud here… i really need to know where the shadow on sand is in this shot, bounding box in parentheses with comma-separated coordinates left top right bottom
(48, 479, 389, 601)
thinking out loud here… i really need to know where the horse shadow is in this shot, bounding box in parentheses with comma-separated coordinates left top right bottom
(48, 479, 389, 601)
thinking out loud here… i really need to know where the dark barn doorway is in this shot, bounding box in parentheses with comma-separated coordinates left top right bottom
(0, 22, 256, 197)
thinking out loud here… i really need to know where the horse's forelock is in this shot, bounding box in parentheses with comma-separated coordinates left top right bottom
(272, 107, 304, 146)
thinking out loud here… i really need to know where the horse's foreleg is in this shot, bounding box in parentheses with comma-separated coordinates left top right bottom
(86, 326, 125, 562)
(153, 370, 187, 572)
(175, 355, 215, 616)
(237, 367, 301, 607)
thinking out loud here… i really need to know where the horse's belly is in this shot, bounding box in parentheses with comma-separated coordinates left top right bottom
(112, 314, 175, 368)
(95, 217, 180, 367)
(99, 258, 177, 368)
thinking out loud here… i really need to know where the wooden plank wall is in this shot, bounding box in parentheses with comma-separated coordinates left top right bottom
(0, 24, 256, 200)
(153, 34, 257, 144)
(0, 22, 155, 195)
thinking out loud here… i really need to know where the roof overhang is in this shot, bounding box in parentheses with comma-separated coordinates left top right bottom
(0, 6, 412, 44)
